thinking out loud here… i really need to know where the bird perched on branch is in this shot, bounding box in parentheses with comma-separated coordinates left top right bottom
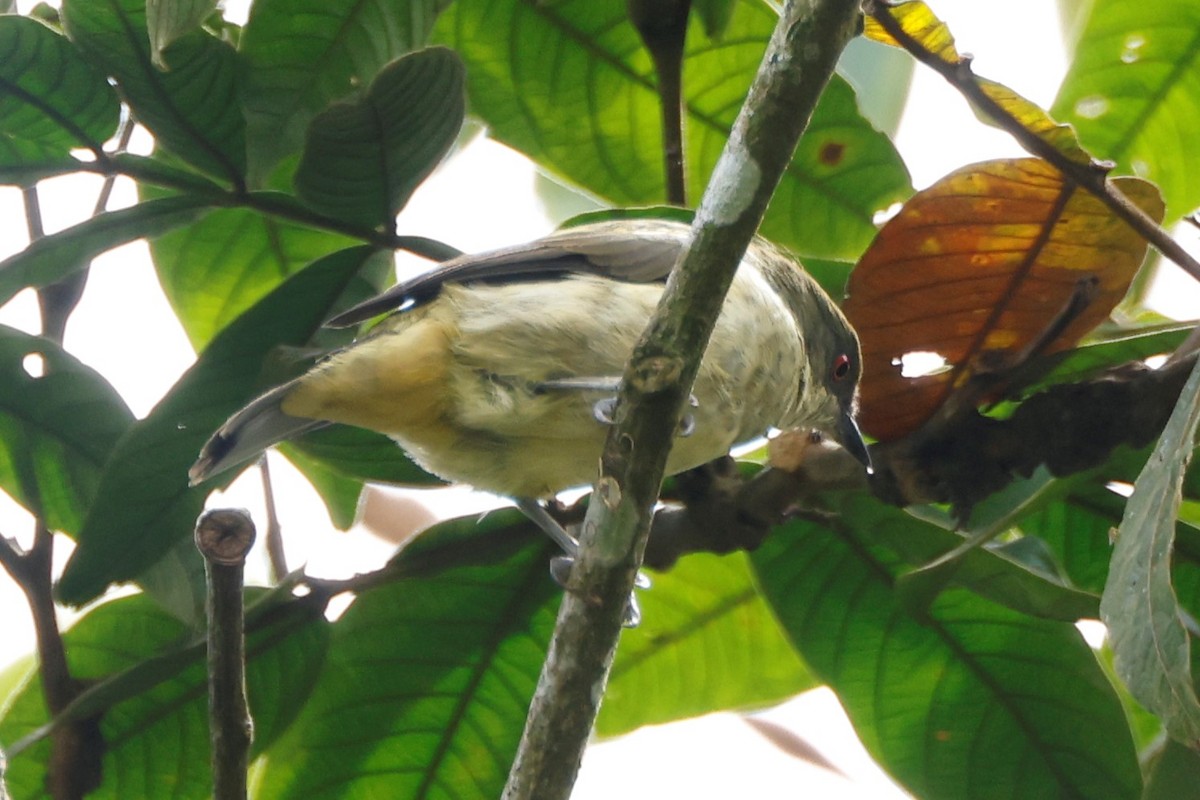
(189, 218, 869, 558)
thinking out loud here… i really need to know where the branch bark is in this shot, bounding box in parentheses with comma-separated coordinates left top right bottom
(502, 2, 864, 797)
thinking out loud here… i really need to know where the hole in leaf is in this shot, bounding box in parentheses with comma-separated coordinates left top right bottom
(873, 201, 903, 226)
(1074, 95, 1109, 120)
(1144, 354, 1168, 369)
(1106, 480, 1134, 498)
(22, 352, 45, 378)
(890, 351, 950, 378)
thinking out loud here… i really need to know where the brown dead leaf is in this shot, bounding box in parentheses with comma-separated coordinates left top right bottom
(845, 158, 1164, 442)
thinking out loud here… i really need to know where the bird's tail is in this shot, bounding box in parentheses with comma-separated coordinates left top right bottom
(189, 381, 327, 485)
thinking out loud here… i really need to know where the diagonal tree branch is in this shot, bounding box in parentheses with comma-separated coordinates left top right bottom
(502, 2, 865, 798)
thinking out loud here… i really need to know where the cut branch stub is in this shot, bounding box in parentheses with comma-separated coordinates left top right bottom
(845, 157, 1163, 442)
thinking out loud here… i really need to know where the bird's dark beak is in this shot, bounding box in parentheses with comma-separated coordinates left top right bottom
(836, 410, 872, 472)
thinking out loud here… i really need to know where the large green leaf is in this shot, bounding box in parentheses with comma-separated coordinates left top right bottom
(256, 512, 559, 800)
(0, 196, 210, 308)
(294, 47, 465, 229)
(146, 0, 217, 65)
(149, 206, 355, 350)
(753, 505, 1142, 800)
(1053, 1, 1200, 220)
(434, 0, 911, 260)
(0, 15, 119, 159)
(0, 326, 132, 535)
(239, 0, 451, 183)
(1101, 356, 1200, 746)
(61, 0, 246, 182)
(0, 593, 328, 800)
(56, 246, 377, 605)
(597, 552, 814, 737)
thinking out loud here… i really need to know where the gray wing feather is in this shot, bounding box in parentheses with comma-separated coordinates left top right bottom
(326, 219, 690, 328)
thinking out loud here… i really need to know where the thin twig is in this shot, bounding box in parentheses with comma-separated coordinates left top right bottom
(864, 0, 1200, 290)
(195, 509, 256, 800)
(628, 0, 691, 205)
(258, 456, 288, 583)
(13, 182, 104, 800)
(502, 1, 865, 797)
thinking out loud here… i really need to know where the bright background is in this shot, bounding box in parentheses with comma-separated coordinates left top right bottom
(0, 2, 1196, 797)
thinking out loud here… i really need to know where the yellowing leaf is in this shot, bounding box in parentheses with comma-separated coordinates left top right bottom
(845, 158, 1164, 442)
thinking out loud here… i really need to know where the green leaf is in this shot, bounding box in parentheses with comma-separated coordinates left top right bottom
(1143, 739, 1200, 800)
(597, 552, 814, 737)
(0, 15, 119, 158)
(0, 593, 328, 800)
(146, 0, 217, 66)
(0, 195, 210, 308)
(850, 494, 1099, 622)
(239, 0, 451, 183)
(288, 425, 441, 486)
(1101, 356, 1200, 747)
(277, 444, 364, 530)
(1, 592, 328, 796)
(61, 0, 246, 182)
(294, 47, 465, 229)
(753, 510, 1142, 800)
(1039, 322, 1192, 387)
(56, 246, 376, 606)
(435, 0, 911, 259)
(693, 0, 735, 39)
(1053, 2, 1200, 220)
(149, 206, 356, 350)
(256, 513, 558, 800)
(0, 326, 133, 535)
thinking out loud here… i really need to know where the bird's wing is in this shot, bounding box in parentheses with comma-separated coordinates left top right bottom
(326, 220, 691, 328)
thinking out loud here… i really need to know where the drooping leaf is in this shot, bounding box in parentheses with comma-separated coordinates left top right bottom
(866, 0, 1091, 164)
(753, 507, 1142, 800)
(146, 0, 217, 67)
(597, 552, 814, 738)
(61, 0, 246, 182)
(1053, 1, 1200, 220)
(0, 593, 328, 800)
(1101, 356, 1200, 747)
(845, 158, 1164, 442)
(255, 513, 559, 800)
(435, 0, 911, 260)
(0, 326, 132, 536)
(239, 0, 452, 183)
(0, 15, 119, 159)
(56, 246, 377, 606)
(294, 47, 465, 229)
(0, 196, 210, 308)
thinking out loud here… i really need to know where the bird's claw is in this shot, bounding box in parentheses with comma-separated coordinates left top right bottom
(593, 396, 618, 425)
(548, 555, 649, 628)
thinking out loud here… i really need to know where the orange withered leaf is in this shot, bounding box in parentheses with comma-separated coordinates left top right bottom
(844, 158, 1164, 442)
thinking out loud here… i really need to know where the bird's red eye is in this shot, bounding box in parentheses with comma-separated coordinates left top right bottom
(832, 354, 852, 381)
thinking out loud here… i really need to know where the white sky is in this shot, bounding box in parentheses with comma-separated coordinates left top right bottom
(0, 2, 1196, 798)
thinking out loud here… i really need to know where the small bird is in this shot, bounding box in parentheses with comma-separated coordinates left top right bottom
(189, 218, 869, 555)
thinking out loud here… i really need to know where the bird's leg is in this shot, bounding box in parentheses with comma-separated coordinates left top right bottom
(515, 496, 647, 627)
(536, 377, 698, 437)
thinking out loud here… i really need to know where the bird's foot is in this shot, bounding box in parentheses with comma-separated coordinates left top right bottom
(549, 554, 647, 628)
